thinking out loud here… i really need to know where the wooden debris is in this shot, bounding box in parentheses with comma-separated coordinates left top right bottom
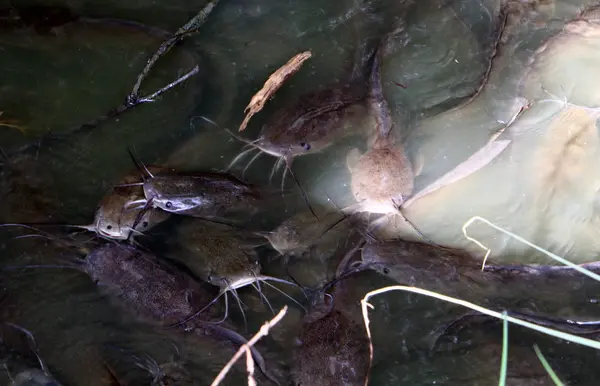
(0, 111, 26, 134)
(6, 1, 218, 159)
(239, 51, 312, 132)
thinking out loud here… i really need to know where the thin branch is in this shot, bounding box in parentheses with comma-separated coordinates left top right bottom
(7, 66, 200, 158)
(6, 1, 219, 159)
(488, 100, 533, 143)
(499, 311, 508, 386)
(211, 306, 288, 386)
(361, 297, 375, 386)
(137, 66, 199, 103)
(130, 0, 220, 98)
(245, 347, 257, 386)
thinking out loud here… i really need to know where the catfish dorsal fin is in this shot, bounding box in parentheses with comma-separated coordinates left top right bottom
(126, 147, 154, 180)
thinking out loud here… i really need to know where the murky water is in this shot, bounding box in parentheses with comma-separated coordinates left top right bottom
(2, 0, 600, 385)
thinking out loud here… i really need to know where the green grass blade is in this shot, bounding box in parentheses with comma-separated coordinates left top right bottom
(498, 311, 508, 386)
(533, 344, 565, 386)
(362, 286, 600, 350)
(462, 216, 600, 282)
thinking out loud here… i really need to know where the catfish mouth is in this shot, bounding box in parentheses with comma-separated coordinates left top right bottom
(224, 127, 318, 218)
(168, 271, 306, 331)
(97, 228, 127, 239)
(154, 196, 207, 214)
(354, 199, 398, 215)
(254, 139, 290, 158)
(225, 274, 262, 290)
(63, 221, 127, 240)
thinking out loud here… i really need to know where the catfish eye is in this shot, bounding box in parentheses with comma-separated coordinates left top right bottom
(165, 202, 173, 209)
(300, 142, 311, 150)
(382, 267, 390, 274)
(106, 225, 113, 230)
(142, 221, 149, 228)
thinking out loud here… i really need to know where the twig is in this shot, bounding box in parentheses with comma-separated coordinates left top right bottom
(137, 66, 200, 103)
(360, 297, 375, 386)
(488, 100, 533, 143)
(211, 306, 288, 386)
(6, 1, 219, 159)
(130, 0, 220, 99)
(6, 66, 199, 158)
(239, 51, 312, 131)
(0, 111, 26, 134)
(245, 347, 257, 386)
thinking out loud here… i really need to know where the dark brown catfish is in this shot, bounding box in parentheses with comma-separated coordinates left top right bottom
(293, 305, 370, 386)
(137, 170, 269, 218)
(169, 219, 304, 327)
(82, 243, 222, 325)
(16, 243, 280, 385)
(225, 39, 384, 217)
(352, 239, 600, 329)
(292, 244, 370, 386)
(0, 164, 170, 243)
(254, 83, 367, 161)
(230, 40, 379, 170)
(75, 166, 171, 240)
(87, 244, 281, 384)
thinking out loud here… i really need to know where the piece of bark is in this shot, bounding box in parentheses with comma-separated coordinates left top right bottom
(239, 51, 312, 132)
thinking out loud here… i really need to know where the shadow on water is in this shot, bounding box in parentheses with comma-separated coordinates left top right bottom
(2, 0, 600, 385)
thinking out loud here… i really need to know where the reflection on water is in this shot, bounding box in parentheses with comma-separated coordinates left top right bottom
(3, 0, 600, 385)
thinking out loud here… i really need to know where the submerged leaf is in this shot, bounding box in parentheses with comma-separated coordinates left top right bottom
(404, 139, 511, 207)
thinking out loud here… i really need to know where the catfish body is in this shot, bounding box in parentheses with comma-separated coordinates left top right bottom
(347, 38, 415, 214)
(254, 40, 383, 162)
(263, 208, 348, 257)
(360, 239, 600, 319)
(172, 219, 260, 285)
(256, 83, 368, 160)
(84, 243, 221, 326)
(292, 251, 370, 386)
(82, 243, 279, 385)
(142, 172, 264, 218)
(92, 166, 170, 239)
(293, 307, 370, 386)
